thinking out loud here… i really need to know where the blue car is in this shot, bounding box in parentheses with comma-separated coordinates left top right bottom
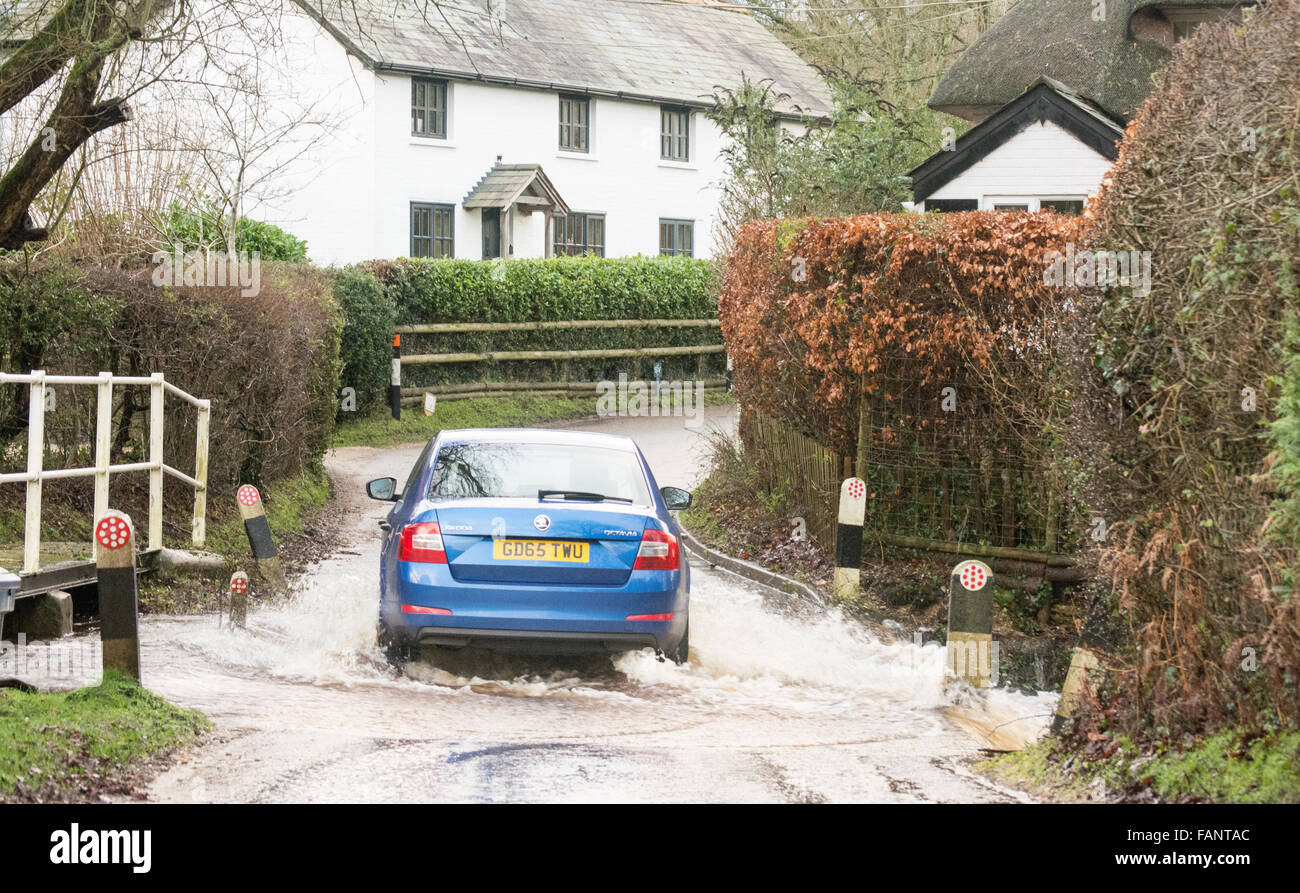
(367, 428, 693, 663)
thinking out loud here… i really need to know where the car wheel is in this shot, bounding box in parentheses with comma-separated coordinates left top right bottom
(671, 620, 690, 665)
(377, 621, 411, 664)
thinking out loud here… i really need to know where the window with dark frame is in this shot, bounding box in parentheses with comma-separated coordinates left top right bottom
(1040, 198, 1086, 215)
(552, 212, 605, 257)
(411, 78, 448, 138)
(659, 219, 693, 257)
(558, 95, 590, 153)
(660, 107, 691, 161)
(411, 202, 454, 258)
(925, 199, 978, 213)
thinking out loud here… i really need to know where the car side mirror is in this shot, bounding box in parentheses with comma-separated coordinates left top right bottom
(367, 477, 399, 502)
(660, 486, 692, 511)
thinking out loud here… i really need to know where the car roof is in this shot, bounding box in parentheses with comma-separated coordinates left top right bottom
(432, 427, 640, 452)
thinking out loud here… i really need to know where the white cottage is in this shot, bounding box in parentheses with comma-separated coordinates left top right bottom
(271, 0, 831, 264)
(908, 0, 1249, 214)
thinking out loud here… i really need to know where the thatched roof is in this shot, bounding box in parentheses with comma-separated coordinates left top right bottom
(928, 0, 1246, 122)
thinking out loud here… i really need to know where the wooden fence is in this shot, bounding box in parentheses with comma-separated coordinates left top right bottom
(396, 318, 727, 403)
(742, 411, 851, 552)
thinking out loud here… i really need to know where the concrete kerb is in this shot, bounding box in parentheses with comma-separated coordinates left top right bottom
(676, 523, 828, 607)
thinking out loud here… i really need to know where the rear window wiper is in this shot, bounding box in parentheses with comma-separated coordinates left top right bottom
(538, 489, 634, 504)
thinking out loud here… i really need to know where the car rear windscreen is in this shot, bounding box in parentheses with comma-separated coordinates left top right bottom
(427, 442, 651, 504)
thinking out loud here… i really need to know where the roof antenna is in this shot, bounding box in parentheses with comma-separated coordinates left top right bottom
(496, 154, 503, 165)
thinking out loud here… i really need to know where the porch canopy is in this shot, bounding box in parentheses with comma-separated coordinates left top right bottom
(464, 161, 569, 258)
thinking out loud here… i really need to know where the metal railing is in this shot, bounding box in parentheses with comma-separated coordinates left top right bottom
(0, 371, 211, 573)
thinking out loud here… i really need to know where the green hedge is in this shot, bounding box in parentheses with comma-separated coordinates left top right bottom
(383, 255, 715, 322)
(0, 256, 341, 493)
(347, 256, 721, 399)
(334, 266, 396, 415)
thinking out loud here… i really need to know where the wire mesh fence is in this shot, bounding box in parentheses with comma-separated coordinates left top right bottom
(742, 353, 1069, 559)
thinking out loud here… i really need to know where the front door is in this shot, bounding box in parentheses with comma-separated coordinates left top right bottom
(482, 208, 502, 259)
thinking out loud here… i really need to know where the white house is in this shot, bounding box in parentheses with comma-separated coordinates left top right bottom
(908, 0, 1249, 213)
(269, 0, 831, 264)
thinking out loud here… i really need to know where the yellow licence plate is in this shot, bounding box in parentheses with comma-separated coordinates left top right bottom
(492, 539, 590, 563)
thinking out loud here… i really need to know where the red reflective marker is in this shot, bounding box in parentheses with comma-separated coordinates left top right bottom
(96, 516, 131, 550)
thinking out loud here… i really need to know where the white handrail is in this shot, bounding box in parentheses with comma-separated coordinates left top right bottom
(0, 370, 212, 573)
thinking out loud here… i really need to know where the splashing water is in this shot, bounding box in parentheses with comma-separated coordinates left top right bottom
(134, 548, 1053, 753)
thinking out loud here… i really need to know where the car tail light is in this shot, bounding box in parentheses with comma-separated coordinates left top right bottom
(626, 612, 673, 621)
(633, 527, 678, 571)
(401, 604, 452, 615)
(400, 521, 447, 563)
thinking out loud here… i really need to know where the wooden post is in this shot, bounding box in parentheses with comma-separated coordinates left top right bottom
(237, 485, 287, 593)
(148, 372, 164, 552)
(228, 571, 249, 628)
(94, 371, 112, 525)
(95, 510, 140, 680)
(390, 334, 402, 421)
(1051, 647, 1100, 732)
(855, 376, 870, 480)
(834, 477, 867, 600)
(193, 399, 210, 547)
(23, 371, 44, 574)
(947, 559, 994, 688)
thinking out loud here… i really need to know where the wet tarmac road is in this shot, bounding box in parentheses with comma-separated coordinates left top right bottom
(112, 406, 1052, 802)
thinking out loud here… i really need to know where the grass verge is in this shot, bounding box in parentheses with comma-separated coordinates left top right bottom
(203, 468, 332, 558)
(677, 431, 834, 592)
(0, 671, 209, 802)
(979, 730, 1300, 803)
(332, 393, 598, 448)
(137, 466, 334, 614)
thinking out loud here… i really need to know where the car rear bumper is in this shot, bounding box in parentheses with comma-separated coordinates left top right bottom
(414, 627, 660, 653)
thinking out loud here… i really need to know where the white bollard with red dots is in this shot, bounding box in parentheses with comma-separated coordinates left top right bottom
(947, 559, 994, 688)
(228, 571, 250, 628)
(236, 484, 286, 594)
(833, 477, 867, 600)
(95, 510, 140, 680)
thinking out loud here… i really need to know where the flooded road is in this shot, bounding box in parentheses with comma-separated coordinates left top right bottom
(122, 406, 1052, 802)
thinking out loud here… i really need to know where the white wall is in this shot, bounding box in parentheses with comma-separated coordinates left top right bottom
(256, 8, 377, 265)
(272, 6, 730, 264)
(919, 120, 1114, 211)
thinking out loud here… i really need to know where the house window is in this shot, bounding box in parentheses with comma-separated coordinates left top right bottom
(1041, 198, 1086, 215)
(411, 78, 448, 138)
(659, 219, 694, 257)
(993, 203, 1030, 212)
(553, 213, 605, 257)
(926, 199, 978, 213)
(1164, 8, 1232, 40)
(558, 95, 590, 153)
(661, 107, 691, 161)
(411, 202, 454, 258)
